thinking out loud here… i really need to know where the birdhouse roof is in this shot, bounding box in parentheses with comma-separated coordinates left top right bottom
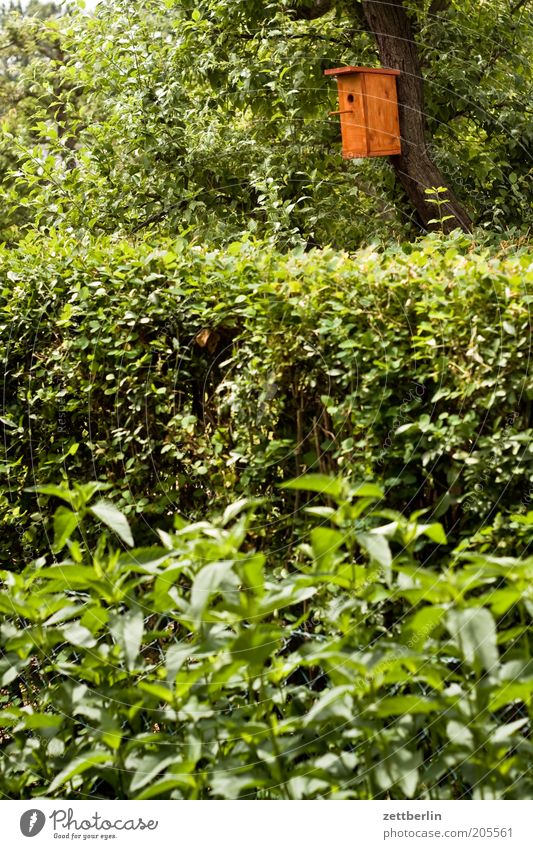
(324, 66, 400, 77)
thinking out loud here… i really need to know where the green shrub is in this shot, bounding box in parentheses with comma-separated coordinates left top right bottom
(1, 479, 532, 799)
(1, 231, 532, 565)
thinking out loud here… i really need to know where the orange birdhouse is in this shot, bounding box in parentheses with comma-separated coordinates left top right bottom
(324, 66, 401, 158)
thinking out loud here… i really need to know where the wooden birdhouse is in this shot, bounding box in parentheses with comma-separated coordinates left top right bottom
(324, 66, 401, 158)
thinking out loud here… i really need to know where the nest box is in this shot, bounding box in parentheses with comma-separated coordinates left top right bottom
(324, 66, 401, 158)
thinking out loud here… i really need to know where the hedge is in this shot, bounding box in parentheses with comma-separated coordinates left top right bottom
(1, 229, 532, 565)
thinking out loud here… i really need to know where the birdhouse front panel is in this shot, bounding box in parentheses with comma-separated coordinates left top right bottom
(363, 72, 401, 156)
(325, 67, 401, 159)
(336, 73, 367, 156)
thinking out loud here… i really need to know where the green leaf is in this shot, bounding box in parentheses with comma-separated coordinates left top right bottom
(489, 681, 533, 712)
(117, 547, 172, 574)
(48, 751, 111, 793)
(135, 776, 196, 799)
(258, 583, 316, 616)
(376, 695, 440, 716)
(0, 656, 29, 686)
(304, 686, 353, 725)
(25, 484, 74, 506)
(231, 626, 280, 669)
(375, 747, 421, 798)
(62, 622, 97, 648)
(190, 560, 237, 621)
(165, 642, 191, 683)
(351, 483, 384, 498)
(138, 681, 175, 704)
(52, 506, 79, 553)
(80, 605, 109, 633)
(74, 481, 112, 503)
(238, 552, 265, 596)
(90, 500, 134, 546)
(403, 606, 445, 648)
(357, 532, 392, 569)
(280, 474, 344, 499)
(109, 609, 144, 670)
(310, 527, 344, 568)
(490, 718, 528, 744)
(447, 720, 474, 749)
(15, 713, 63, 731)
(415, 522, 447, 544)
(446, 607, 499, 672)
(129, 754, 178, 792)
(100, 714, 123, 751)
(221, 497, 259, 525)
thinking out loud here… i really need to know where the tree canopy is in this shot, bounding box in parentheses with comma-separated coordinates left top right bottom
(0, 0, 530, 246)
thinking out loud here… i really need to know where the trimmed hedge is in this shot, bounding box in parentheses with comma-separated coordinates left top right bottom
(1, 230, 532, 564)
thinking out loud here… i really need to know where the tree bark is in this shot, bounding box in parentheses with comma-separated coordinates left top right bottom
(361, 0, 472, 232)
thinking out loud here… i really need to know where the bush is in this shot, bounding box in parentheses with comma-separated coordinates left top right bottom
(1, 479, 532, 799)
(1, 230, 532, 566)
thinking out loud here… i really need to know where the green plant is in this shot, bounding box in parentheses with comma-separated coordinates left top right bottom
(1, 232, 531, 566)
(424, 187, 456, 231)
(1, 478, 532, 799)
(0, 0, 530, 245)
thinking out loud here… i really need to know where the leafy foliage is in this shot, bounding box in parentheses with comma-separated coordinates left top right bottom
(1, 479, 533, 799)
(0, 0, 530, 245)
(0, 0, 531, 805)
(1, 232, 531, 566)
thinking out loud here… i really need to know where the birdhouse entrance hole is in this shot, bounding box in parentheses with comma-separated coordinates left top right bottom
(324, 66, 401, 159)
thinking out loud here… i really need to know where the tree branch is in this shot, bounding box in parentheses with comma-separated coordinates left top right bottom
(233, 30, 358, 48)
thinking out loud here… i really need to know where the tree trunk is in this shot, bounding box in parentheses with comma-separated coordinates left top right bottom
(361, 0, 472, 232)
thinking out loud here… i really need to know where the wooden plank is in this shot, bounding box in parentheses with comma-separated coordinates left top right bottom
(363, 72, 401, 156)
(338, 75, 367, 157)
(324, 66, 400, 76)
(344, 148, 401, 158)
